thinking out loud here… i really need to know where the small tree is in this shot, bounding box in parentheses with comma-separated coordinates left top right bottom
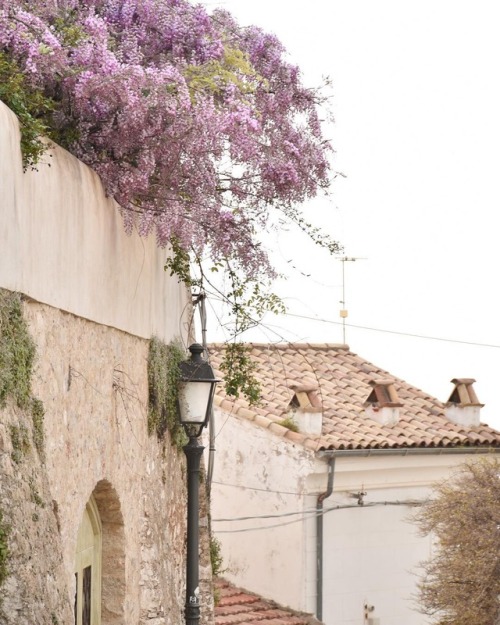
(414, 459, 500, 625)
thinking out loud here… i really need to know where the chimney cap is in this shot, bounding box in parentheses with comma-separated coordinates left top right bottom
(446, 378, 484, 407)
(364, 379, 403, 408)
(288, 384, 322, 412)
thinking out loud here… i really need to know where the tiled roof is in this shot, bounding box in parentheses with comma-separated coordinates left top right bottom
(214, 578, 321, 625)
(208, 343, 500, 450)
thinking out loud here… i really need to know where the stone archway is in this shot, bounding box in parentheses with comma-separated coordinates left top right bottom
(91, 480, 126, 625)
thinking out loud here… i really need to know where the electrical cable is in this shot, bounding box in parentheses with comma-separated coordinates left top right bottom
(210, 479, 303, 496)
(284, 313, 500, 349)
(204, 291, 500, 349)
(213, 499, 426, 533)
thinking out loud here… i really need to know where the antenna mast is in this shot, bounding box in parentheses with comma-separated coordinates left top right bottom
(336, 256, 365, 344)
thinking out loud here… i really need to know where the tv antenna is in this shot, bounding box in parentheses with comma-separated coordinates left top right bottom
(336, 256, 366, 344)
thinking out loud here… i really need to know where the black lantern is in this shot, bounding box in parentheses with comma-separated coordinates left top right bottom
(178, 343, 219, 438)
(178, 343, 219, 625)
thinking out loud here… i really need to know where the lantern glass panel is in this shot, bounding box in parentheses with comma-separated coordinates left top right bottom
(178, 381, 212, 425)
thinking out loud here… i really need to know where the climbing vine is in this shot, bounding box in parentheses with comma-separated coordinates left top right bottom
(0, 289, 45, 457)
(147, 337, 187, 448)
(0, 510, 9, 591)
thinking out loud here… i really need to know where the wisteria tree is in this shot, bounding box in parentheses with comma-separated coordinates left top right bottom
(0, 0, 339, 395)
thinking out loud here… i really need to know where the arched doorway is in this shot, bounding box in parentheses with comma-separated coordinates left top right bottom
(74, 496, 102, 625)
(75, 481, 125, 624)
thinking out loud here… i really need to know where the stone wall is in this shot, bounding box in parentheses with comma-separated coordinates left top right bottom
(0, 299, 214, 625)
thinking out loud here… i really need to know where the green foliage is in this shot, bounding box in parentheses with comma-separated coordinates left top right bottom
(280, 416, 299, 433)
(9, 424, 30, 464)
(0, 511, 9, 591)
(52, 14, 84, 47)
(164, 239, 201, 289)
(184, 45, 260, 102)
(166, 250, 266, 404)
(182, 255, 285, 404)
(0, 290, 45, 459)
(220, 343, 260, 405)
(227, 273, 286, 338)
(281, 204, 343, 255)
(210, 536, 225, 577)
(0, 291, 36, 409)
(31, 397, 45, 456)
(0, 52, 56, 170)
(147, 337, 188, 448)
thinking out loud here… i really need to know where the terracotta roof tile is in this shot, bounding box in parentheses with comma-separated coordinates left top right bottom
(209, 343, 500, 450)
(214, 579, 321, 625)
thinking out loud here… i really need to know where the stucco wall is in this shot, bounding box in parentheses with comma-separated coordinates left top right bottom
(0, 101, 190, 342)
(207, 409, 324, 612)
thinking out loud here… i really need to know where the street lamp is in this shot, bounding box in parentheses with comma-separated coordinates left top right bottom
(178, 343, 219, 625)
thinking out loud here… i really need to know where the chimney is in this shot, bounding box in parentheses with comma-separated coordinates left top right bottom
(364, 379, 402, 426)
(445, 378, 483, 427)
(287, 384, 323, 436)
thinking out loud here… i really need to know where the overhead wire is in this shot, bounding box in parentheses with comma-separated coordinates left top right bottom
(213, 499, 426, 534)
(203, 291, 500, 350)
(210, 479, 303, 497)
(285, 312, 500, 349)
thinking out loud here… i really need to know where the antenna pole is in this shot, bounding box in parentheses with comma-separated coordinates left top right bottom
(342, 260, 346, 343)
(337, 257, 366, 344)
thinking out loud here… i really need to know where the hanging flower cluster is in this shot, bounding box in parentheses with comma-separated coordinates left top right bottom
(0, 0, 334, 281)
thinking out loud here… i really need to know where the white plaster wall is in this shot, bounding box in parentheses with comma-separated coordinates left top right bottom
(207, 408, 325, 612)
(320, 453, 487, 625)
(0, 101, 190, 342)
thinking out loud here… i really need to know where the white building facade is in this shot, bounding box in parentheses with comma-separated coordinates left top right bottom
(207, 343, 500, 625)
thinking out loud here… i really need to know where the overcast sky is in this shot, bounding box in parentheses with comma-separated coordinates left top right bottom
(200, 0, 500, 430)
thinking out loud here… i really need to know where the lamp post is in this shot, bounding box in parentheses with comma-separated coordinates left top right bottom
(177, 343, 219, 625)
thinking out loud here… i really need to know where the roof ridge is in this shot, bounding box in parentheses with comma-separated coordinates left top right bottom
(208, 342, 350, 350)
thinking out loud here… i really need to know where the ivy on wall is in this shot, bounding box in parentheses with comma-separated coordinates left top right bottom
(0, 289, 44, 599)
(0, 511, 9, 594)
(0, 289, 45, 459)
(147, 337, 187, 449)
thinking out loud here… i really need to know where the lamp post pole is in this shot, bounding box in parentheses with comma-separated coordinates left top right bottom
(177, 343, 219, 625)
(184, 434, 204, 625)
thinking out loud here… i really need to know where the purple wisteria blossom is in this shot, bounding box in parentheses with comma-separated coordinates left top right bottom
(0, 0, 334, 282)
